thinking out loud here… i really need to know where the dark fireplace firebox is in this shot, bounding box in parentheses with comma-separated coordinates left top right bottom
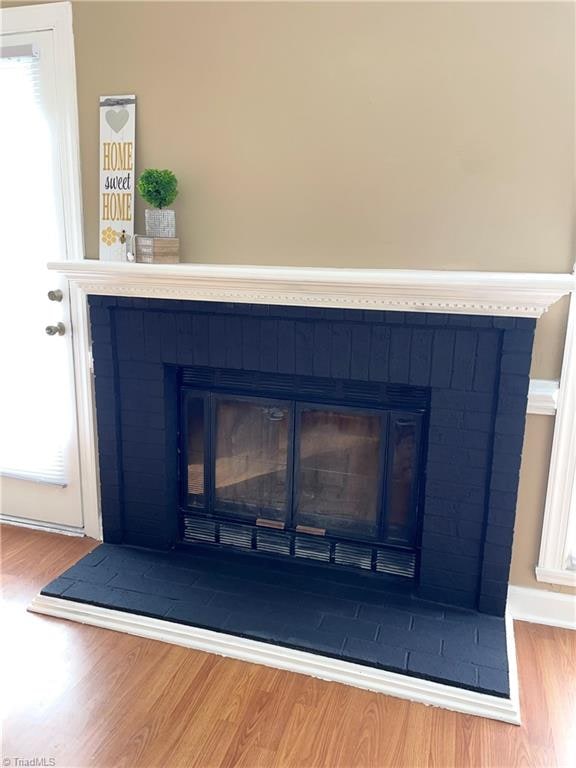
(179, 367, 427, 579)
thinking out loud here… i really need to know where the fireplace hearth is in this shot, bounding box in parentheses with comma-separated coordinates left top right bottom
(179, 367, 427, 579)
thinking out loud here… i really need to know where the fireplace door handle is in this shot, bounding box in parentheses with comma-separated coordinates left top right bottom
(45, 322, 66, 336)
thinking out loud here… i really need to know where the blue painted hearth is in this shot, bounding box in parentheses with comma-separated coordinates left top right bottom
(89, 296, 535, 617)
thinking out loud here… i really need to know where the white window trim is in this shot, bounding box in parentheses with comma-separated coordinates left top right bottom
(537, 286, 576, 587)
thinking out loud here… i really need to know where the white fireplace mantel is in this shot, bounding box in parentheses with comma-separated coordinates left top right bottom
(48, 261, 575, 318)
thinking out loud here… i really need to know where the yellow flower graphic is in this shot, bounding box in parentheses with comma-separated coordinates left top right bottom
(101, 226, 118, 246)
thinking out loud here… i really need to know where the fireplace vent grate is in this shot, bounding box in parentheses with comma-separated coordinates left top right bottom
(219, 523, 253, 549)
(376, 548, 416, 579)
(182, 515, 416, 579)
(181, 366, 429, 410)
(334, 542, 373, 570)
(256, 529, 292, 556)
(183, 517, 216, 543)
(294, 536, 331, 562)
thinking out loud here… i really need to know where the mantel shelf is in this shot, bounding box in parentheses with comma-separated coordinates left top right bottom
(48, 260, 576, 318)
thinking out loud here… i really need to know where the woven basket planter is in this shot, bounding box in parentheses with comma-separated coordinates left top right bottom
(145, 208, 176, 238)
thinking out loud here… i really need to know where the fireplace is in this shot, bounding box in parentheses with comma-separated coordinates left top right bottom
(179, 367, 427, 578)
(36, 262, 574, 715)
(88, 295, 537, 617)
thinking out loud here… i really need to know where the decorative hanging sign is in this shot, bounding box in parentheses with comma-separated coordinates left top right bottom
(99, 94, 136, 261)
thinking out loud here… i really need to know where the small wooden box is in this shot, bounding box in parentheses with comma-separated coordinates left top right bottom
(134, 236, 180, 264)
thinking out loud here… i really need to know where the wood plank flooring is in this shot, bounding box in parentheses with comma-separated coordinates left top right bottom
(1, 524, 574, 768)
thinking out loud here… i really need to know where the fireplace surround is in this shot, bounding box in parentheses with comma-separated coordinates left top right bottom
(31, 261, 575, 720)
(89, 294, 536, 616)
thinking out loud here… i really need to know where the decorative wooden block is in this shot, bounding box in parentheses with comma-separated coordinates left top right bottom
(134, 236, 180, 264)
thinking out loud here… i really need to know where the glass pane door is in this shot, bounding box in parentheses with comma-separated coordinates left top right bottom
(213, 396, 292, 521)
(384, 413, 422, 546)
(294, 405, 384, 538)
(184, 393, 206, 508)
(0, 16, 83, 529)
(0, 32, 72, 485)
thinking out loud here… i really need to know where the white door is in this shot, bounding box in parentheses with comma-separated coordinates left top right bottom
(0, 4, 84, 529)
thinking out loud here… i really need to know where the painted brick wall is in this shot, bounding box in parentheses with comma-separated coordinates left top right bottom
(89, 296, 536, 616)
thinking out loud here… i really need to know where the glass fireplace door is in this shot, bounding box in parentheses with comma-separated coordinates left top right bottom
(182, 380, 423, 563)
(384, 413, 423, 547)
(212, 396, 292, 522)
(294, 404, 386, 539)
(180, 367, 426, 579)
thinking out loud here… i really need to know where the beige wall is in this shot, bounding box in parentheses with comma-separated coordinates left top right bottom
(75, 1, 574, 276)
(72, 1, 575, 372)
(26, 2, 576, 590)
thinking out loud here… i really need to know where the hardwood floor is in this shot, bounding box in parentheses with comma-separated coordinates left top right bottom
(1, 525, 574, 768)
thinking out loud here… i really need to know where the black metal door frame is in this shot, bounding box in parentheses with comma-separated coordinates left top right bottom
(180, 385, 427, 548)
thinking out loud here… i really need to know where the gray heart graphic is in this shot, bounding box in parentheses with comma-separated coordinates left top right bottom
(105, 108, 129, 133)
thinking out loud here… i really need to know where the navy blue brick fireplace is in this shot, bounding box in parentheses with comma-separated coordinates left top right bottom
(89, 296, 535, 617)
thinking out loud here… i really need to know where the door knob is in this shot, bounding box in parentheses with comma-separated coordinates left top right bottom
(48, 289, 63, 302)
(46, 322, 65, 336)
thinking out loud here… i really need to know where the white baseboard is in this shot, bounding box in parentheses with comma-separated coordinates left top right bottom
(508, 585, 576, 631)
(0, 516, 85, 537)
(28, 594, 521, 724)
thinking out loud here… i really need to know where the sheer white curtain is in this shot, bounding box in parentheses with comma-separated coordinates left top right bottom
(0, 47, 71, 484)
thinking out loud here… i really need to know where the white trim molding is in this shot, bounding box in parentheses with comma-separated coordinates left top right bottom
(48, 261, 575, 318)
(3, 3, 84, 262)
(0, 516, 84, 537)
(537, 289, 576, 587)
(534, 567, 576, 589)
(28, 594, 521, 724)
(508, 585, 576, 631)
(526, 379, 559, 416)
(69, 281, 102, 540)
